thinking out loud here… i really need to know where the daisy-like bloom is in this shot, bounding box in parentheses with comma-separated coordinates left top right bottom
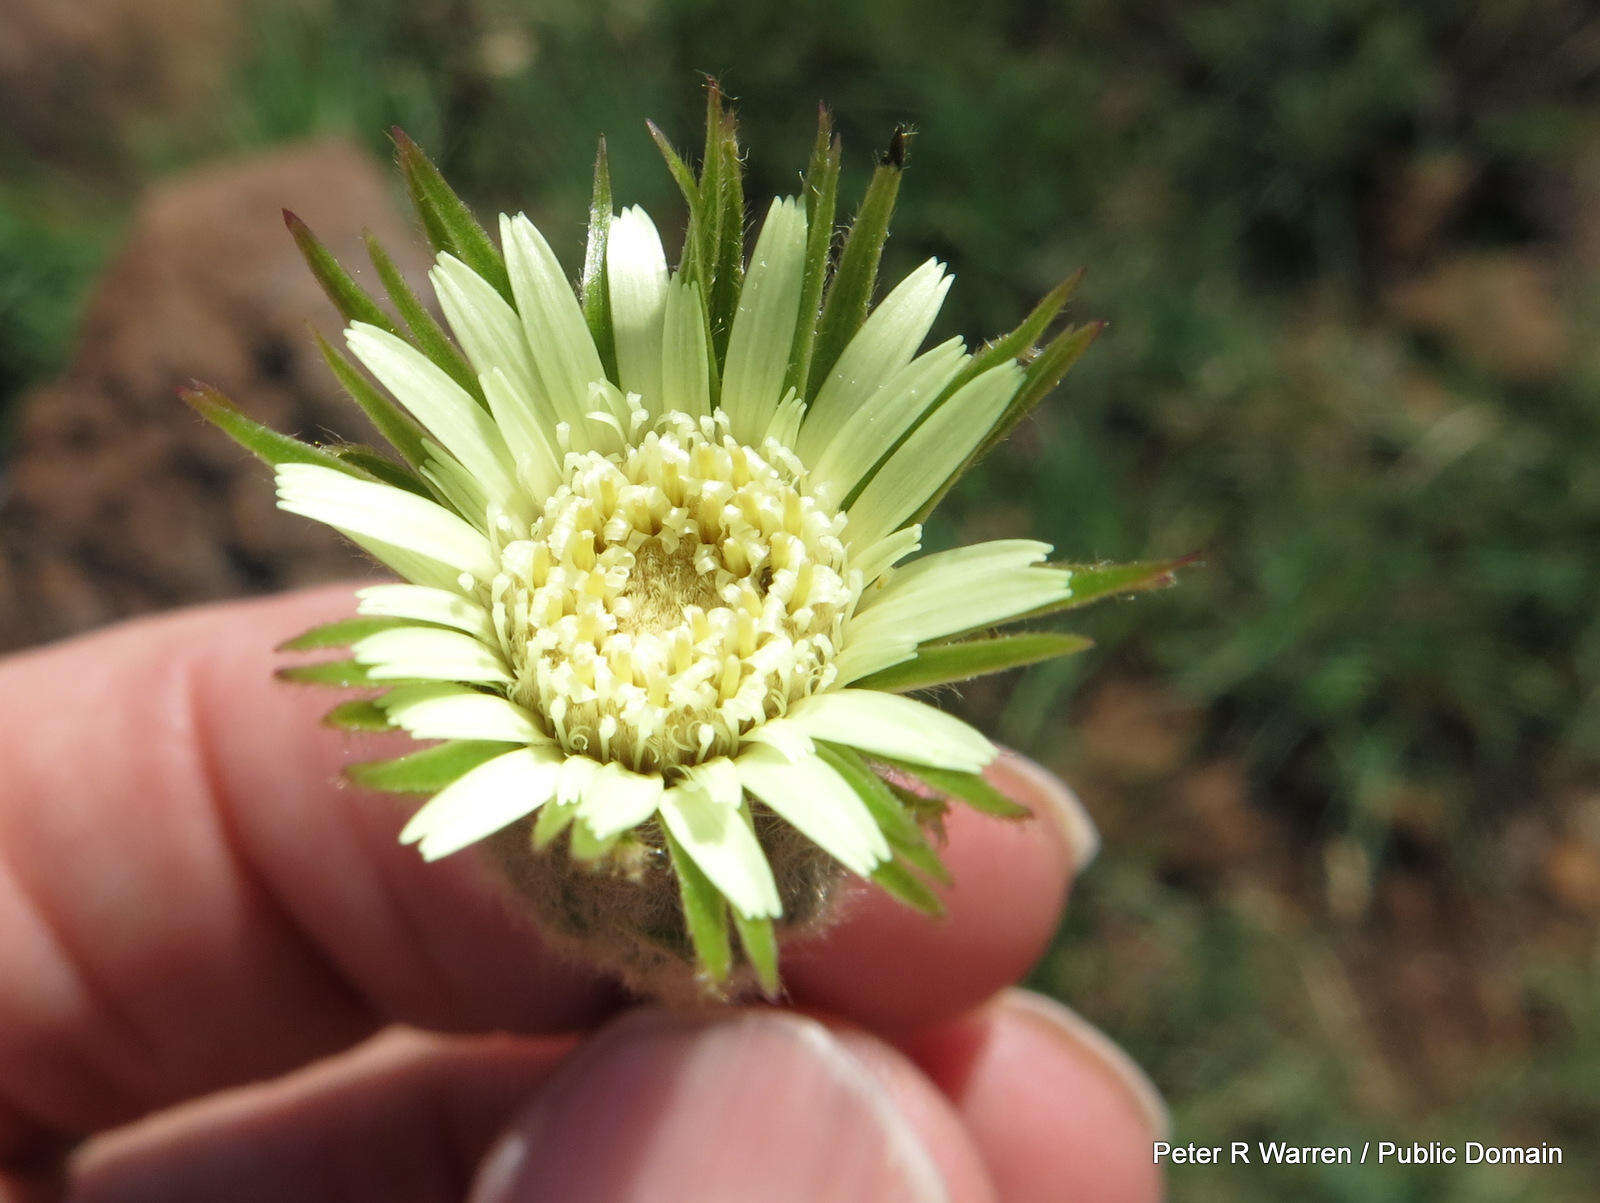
(189, 91, 1181, 997)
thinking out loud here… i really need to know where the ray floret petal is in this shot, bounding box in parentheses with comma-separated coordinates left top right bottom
(195, 94, 1174, 997)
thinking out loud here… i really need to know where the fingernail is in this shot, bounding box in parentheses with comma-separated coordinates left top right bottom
(471, 1009, 949, 1203)
(999, 988, 1170, 1140)
(990, 749, 1100, 874)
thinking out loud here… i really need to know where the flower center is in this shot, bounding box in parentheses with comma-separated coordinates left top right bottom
(490, 414, 855, 773)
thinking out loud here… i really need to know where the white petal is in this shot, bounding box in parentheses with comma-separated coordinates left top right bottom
(357, 584, 497, 642)
(681, 757, 742, 808)
(830, 635, 916, 688)
(276, 464, 496, 580)
(719, 197, 807, 444)
(809, 337, 968, 498)
(501, 213, 612, 439)
(482, 367, 562, 499)
(659, 273, 711, 418)
(783, 689, 995, 773)
(659, 783, 782, 920)
(850, 539, 1069, 646)
(844, 361, 1023, 549)
(351, 627, 510, 684)
(736, 745, 889, 876)
(557, 755, 599, 808)
(739, 717, 815, 762)
(401, 746, 562, 859)
(849, 525, 922, 587)
(340, 533, 463, 594)
(607, 206, 669, 408)
(420, 447, 493, 528)
(431, 253, 543, 406)
(799, 260, 953, 463)
(345, 323, 516, 506)
(378, 683, 545, 744)
(579, 762, 665, 840)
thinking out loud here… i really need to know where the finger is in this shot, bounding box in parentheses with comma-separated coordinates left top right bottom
(0, 588, 615, 1159)
(783, 750, 1098, 1030)
(470, 1009, 995, 1203)
(64, 1029, 575, 1203)
(902, 989, 1167, 1203)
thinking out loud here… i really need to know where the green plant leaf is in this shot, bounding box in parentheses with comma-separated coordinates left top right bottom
(322, 699, 392, 731)
(855, 632, 1094, 692)
(364, 232, 483, 402)
(347, 740, 512, 793)
(871, 857, 945, 916)
(900, 761, 1031, 819)
(580, 137, 619, 382)
(664, 827, 733, 984)
(785, 104, 841, 399)
(282, 210, 396, 333)
(276, 659, 375, 687)
(277, 616, 412, 652)
(314, 332, 431, 469)
(392, 127, 513, 304)
(181, 383, 363, 475)
(808, 126, 910, 394)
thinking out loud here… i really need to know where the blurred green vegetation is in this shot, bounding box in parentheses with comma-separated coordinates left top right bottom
(4, 0, 1599, 1197)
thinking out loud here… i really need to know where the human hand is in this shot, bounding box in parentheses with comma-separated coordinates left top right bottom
(0, 586, 1165, 1201)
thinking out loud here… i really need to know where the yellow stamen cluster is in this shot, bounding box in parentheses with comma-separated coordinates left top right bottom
(491, 414, 855, 772)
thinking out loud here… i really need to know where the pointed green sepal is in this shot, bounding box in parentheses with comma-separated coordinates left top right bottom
(181, 384, 363, 476)
(664, 827, 734, 984)
(785, 105, 841, 399)
(911, 319, 1104, 526)
(957, 269, 1085, 395)
(980, 319, 1104, 462)
(282, 211, 396, 333)
(314, 333, 432, 469)
(646, 119, 700, 233)
(580, 137, 619, 381)
(532, 799, 579, 850)
(568, 820, 624, 863)
(392, 127, 513, 304)
(364, 233, 483, 402)
(698, 81, 746, 360)
(808, 126, 911, 393)
(872, 857, 946, 916)
(329, 446, 433, 496)
(731, 908, 781, 998)
(322, 699, 393, 731)
(815, 743, 948, 882)
(275, 659, 376, 687)
(1019, 554, 1199, 621)
(894, 761, 1032, 820)
(277, 616, 412, 652)
(855, 632, 1094, 693)
(347, 740, 512, 794)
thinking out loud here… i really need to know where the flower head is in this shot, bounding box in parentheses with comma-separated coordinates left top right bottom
(189, 90, 1182, 997)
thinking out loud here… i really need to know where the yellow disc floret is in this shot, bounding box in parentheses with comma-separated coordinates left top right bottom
(491, 412, 855, 773)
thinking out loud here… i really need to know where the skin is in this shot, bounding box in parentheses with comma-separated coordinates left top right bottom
(0, 586, 1166, 1202)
